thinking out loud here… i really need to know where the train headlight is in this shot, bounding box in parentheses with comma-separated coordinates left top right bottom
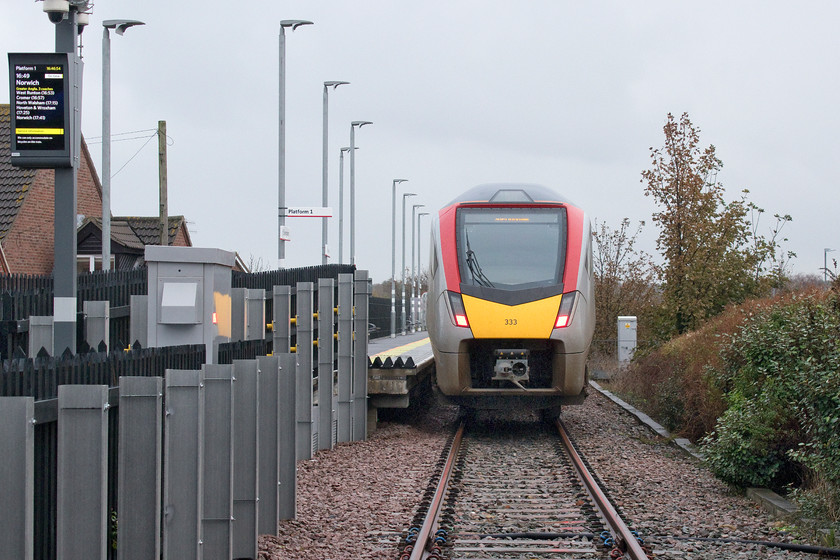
(447, 291, 470, 328)
(554, 292, 577, 329)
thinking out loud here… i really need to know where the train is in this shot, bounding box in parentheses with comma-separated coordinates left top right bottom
(426, 183, 594, 412)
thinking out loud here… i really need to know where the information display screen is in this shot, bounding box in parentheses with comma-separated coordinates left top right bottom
(8, 53, 74, 168)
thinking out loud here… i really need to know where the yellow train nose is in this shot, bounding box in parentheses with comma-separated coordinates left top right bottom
(461, 294, 562, 339)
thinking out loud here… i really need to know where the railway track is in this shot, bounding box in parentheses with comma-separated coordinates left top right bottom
(398, 415, 650, 560)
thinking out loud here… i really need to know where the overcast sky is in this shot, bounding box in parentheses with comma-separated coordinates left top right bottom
(3, 1, 838, 283)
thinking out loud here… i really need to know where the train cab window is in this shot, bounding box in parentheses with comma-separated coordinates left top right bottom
(456, 207, 567, 291)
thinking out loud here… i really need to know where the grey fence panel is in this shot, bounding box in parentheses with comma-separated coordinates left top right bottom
(272, 286, 291, 354)
(201, 364, 234, 558)
(163, 370, 204, 560)
(0, 397, 34, 560)
(83, 300, 109, 350)
(231, 288, 247, 342)
(246, 289, 266, 341)
(129, 295, 148, 348)
(232, 359, 259, 560)
(277, 352, 297, 520)
(352, 271, 370, 441)
(295, 282, 314, 460)
(317, 278, 335, 450)
(57, 385, 109, 560)
(117, 377, 163, 560)
(257, 355, 280, 535)
(29, 316, 53, 356)
(337, 274, 353, 443)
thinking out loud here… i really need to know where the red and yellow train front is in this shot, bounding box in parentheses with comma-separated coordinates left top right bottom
(428, 191, 594, 409)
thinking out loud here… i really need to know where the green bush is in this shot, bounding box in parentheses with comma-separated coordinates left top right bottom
(702, 291, 840, 516)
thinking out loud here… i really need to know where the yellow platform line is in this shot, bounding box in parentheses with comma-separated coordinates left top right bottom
(371, 337, 430, 360)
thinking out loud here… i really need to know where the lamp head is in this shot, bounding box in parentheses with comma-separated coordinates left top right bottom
(281, 19, 313, 31)
(325, 80, 350, 89)
(351, 120, 373, 128)
(103, 19, 145, 35)
(393, 179, 408, 185)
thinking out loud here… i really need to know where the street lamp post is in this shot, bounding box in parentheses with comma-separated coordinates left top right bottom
(416, 212, 429, 330)
(825, 248, 836, 283)
(338, 146, 356, 264)
(321, 81, 348, 264)
(410, 203, 424, 332)
(278, 19, 313, 268)
(102, 19, 144, 272)
(390, 179, 408, 338)
(401, 192, 417, 335)
(349, 120, 372, 266)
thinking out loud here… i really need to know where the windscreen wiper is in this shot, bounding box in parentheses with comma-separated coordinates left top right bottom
(465, 231, 494, 288)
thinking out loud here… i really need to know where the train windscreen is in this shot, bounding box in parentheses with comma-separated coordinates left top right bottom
(456, 207, 567, 290)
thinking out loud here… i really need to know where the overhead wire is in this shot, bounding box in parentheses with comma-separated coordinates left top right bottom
(86, 128, 176, 179)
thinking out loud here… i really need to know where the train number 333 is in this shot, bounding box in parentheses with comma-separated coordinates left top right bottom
(504, 318, 518, 326)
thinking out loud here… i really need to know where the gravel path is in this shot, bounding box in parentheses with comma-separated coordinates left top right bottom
(259, 386, 824, 559)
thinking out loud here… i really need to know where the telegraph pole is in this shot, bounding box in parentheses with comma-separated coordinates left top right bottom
(158, 120, 168, 245)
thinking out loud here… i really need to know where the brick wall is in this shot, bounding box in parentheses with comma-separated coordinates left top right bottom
(4, 143, 103, 274)
(173, 224, 190, 247)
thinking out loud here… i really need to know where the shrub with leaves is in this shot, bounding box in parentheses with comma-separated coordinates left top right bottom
(702, 291, 840, 518)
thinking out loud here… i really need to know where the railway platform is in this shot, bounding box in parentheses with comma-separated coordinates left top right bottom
(367, 330, 434, 409)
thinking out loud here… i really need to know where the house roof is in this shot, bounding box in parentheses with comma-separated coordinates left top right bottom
(79, 215, 192, 250)
(0, 104, 38, 241)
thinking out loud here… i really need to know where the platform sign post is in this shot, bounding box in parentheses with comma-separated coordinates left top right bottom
(8, 52, 75, 168)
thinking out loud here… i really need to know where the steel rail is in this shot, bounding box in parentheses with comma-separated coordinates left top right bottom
(408, 421, 465, 560)
(556, 418, 650, 560)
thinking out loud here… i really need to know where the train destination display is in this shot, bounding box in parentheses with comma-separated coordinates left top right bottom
(8, 53, 74, 168)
